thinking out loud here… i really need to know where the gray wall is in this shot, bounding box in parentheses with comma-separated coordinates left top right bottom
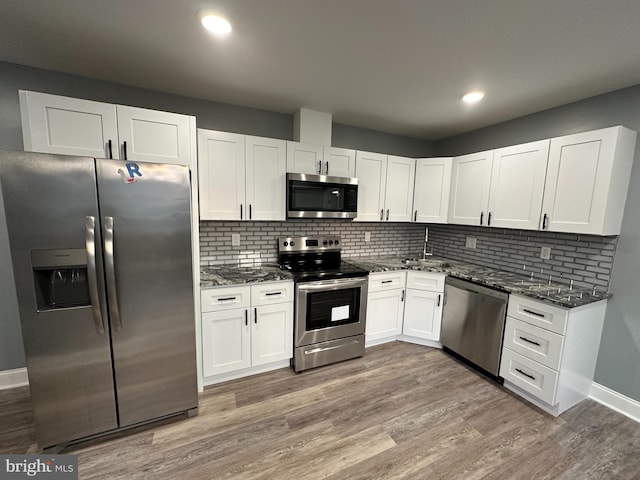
(0, 60, 432, 371)
(434, 84, 640, 402)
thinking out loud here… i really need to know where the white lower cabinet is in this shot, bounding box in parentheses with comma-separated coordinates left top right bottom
(201, 281, 293, 384)
(365, 271, 406, 346)
(401, 271, 445, 344)
(499, 294, 607, 416)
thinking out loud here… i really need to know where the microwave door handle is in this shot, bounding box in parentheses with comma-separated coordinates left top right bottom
(85, 216, 105, 334)
(104, 216, 123, 331)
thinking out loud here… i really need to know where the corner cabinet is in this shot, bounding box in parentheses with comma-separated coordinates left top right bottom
(201, 281, 293, 384)
(286, 142, 356, 177)
(355, 152, 415, 222)
(500, 294, 607, 416)
(19, 90, 195, 165)
(540, 126, 637, 235)
(198, 129, 286, 221)
(412, 158, 452, 223)
(401, 271, 445, 345)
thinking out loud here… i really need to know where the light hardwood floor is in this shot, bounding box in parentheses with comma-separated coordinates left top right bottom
(2, 342, 640, 479)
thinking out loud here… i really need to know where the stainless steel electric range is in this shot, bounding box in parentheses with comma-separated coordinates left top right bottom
(278, 236, 369, 372)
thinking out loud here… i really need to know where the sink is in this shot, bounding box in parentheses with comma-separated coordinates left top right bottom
(403, 258, 450, 268)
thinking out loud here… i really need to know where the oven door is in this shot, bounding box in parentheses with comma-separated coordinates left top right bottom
(295, 277, 368, 347)
(287, 173, 358, 219)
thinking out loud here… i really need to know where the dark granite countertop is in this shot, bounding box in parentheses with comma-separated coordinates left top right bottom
(347, 255, 611, 309)
(201, 264, 293, 288)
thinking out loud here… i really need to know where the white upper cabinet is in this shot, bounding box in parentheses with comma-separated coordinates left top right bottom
(19, 90, 195, 166)
(245, 136, 287, 221)
(286, 141, 323, 175)
(355, 151, 387, 221)
(323, 146, 356, 177)
(540, 126, 637, 235)
(19, 90, 119, 159)
(412, 158, 452, 223)
(384, 156, 416, 222)
(487, 140, 550, 230)
(355, 152, 415, 222)
(448, 150, 494, 225)
(198, 130, 245, 220)
(286, 142, 356, 177)
(116, 105, 193, 166)
(198, 130, 286, 221)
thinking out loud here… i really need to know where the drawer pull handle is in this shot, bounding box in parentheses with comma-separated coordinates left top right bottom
(381, 280, 393, 284)
(515, 368, 536, 380)
(217, 296, 237, 302)
(519, 336, 541, 346)
(523, 308, 545, 318)
(265, 292, 282, 296)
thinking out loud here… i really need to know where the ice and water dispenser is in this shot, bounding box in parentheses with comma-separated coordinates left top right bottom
(31, 249, 91, 310)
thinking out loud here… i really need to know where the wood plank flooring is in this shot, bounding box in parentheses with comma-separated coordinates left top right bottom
(2, 342, 640, 479)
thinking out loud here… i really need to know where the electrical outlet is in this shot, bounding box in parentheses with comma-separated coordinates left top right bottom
(465, 237, 477, 249)
(231, 233, 240, 247)
(540, 246, 551, 260)
(364, 232, 371, 242)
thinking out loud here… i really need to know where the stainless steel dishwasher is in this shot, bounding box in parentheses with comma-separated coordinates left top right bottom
(441, 276, 509, 381)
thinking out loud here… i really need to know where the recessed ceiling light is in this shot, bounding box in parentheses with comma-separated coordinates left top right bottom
(198, 10, 232, 35)
(461, 91, 485, 104)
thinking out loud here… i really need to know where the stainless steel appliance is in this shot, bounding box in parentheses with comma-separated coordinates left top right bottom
(278, 236, 368, 372)
(286, 173, 358, 219)
(440, 276, 509, 380)
(0, 151, 198, 451)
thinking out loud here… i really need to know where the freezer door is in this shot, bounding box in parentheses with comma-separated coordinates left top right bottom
(96, 160, 197, 426)
(0, 151, 117, 448)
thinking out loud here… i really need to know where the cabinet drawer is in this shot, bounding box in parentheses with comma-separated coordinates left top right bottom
(500, 348, 559, 406)
(201, 285, 251, 312)
(406, 271, 445, 292)
(503, 317, 564, 370)
(251, 281, 293, 306)
(369, 271, 406, 292)
(507, 294, 568, 335)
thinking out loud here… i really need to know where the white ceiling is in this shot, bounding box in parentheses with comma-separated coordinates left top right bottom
(1, 0, 640, 140)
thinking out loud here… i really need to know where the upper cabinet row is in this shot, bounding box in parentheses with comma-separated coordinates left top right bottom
(448, 126, 637, 235)
(19, 90, 195, 166)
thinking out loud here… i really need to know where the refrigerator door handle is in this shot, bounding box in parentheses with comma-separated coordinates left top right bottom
(85, 216, 105, 334)
(104, 216, 123, 331)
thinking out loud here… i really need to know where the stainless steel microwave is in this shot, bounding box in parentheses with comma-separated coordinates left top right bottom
(287, 173, 358, 219)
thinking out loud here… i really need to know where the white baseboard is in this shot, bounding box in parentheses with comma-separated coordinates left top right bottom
(590, 382, 640, 424)
(0, 367, 29, 390)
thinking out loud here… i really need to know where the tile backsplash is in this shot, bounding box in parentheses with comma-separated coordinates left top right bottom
(199, 220, 426, 266)
(199, 221, 616, 290)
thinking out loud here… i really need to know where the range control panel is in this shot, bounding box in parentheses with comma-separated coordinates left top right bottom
(278, 236, 341, 253)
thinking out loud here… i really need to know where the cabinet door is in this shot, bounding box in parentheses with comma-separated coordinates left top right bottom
(448, 150, 493, 225)
(19, 90, 119, 159)
(488, 140, 550, 229)
(286, 142, 323, 174)
(355, 151, 387, 221)
(202, 309, 251, 377)
(198, 129, 246, 220)
(541, 128, 628, 235)
(413, 158, 452, 223)
(366, 289, 404, 343)
(324, 146, 356, 177)
(385, 156, 416, 222)
(403, 289, 442, 341)
(252, 303, 293, 366)
(246, 136, 287, 221)
(116, 105, 193, 166)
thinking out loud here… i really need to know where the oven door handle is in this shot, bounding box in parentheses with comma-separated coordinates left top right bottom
(297, 277, 368, 292)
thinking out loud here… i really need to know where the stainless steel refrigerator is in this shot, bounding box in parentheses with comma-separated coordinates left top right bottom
(0, 150, 198, 450)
